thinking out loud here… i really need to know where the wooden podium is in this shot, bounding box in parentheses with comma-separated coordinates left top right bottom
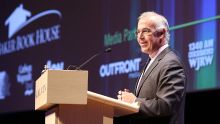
(35, 70, 139, 124)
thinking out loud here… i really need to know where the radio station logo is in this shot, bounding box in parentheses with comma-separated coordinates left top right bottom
(188, 39, 214, 71)
(0, 3, 62, 56)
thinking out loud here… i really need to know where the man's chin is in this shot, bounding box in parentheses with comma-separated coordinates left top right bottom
(141, 48, 149, 54)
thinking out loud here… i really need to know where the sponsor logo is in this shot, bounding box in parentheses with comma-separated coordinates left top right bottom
(46, 60, 64, 70)
(17, 64, 34, 96)
(0, 3, 62, 56)
(0, 71, 10, 100)
(99, 58, 141, 77)
(188, 39, 214, 71)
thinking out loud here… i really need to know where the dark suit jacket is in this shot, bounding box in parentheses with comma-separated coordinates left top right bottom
(115, 47, 186, 124)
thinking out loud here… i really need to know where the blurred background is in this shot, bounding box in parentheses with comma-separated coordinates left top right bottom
(0, 0, 220, 123)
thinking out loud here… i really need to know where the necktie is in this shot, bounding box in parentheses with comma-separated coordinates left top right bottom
(143, 58, 151, 74)
(135, 58, 151, 94)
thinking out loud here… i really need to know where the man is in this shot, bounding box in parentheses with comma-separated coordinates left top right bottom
(117, 12, 186, 124)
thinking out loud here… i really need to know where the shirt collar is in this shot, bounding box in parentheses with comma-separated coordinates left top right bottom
(150, 44, 169, 61)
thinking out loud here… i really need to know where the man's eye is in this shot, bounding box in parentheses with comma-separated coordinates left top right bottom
(143, 29, 150, 33)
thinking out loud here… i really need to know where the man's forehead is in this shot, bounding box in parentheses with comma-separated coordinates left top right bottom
(138, 18, 156, 29)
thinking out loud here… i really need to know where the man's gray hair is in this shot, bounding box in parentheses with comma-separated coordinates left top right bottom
(138, 12, 170, 44)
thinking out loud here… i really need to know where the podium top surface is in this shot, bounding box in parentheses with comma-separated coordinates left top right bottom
(87, 91, 140, 116)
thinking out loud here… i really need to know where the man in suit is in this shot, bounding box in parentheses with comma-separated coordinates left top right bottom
(117, 11, 186, 124)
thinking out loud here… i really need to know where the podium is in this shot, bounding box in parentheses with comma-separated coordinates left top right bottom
(35, 70, 139, 124)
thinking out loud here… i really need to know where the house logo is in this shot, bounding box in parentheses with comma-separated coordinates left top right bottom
(4, 3, 62, 39)
(5, 4, 31, 38)
(0, 3, 62, 56)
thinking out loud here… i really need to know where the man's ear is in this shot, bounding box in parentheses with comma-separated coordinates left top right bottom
(156, 28, 165, 38)
(156, 29, 166, 44)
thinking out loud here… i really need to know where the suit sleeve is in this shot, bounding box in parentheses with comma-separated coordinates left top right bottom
(135, 60, 186, 117)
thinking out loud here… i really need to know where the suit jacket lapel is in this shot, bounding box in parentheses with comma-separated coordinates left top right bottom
(134, 58, 150, 95)
(136, 47, 172, 96)
(135, 59, 159, 95)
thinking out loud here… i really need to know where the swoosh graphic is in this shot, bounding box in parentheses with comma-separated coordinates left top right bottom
(170, 15, 220, 30)
(12, 10, 62, 37)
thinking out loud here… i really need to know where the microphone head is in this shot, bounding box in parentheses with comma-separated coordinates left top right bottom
(104, 48, 112, 53)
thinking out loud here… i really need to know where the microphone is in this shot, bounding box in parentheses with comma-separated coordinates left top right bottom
(73, 48, 112, 70)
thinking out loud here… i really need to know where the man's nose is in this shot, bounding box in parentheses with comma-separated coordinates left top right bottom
(139, 33, 144, 39)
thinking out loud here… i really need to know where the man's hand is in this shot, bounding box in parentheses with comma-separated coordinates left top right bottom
(117, 89, 136, 103)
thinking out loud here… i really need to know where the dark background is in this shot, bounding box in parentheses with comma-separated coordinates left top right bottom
(0, 0, 220, 123)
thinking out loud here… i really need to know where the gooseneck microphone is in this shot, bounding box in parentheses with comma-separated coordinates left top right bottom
(70, 48, 111, 70)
